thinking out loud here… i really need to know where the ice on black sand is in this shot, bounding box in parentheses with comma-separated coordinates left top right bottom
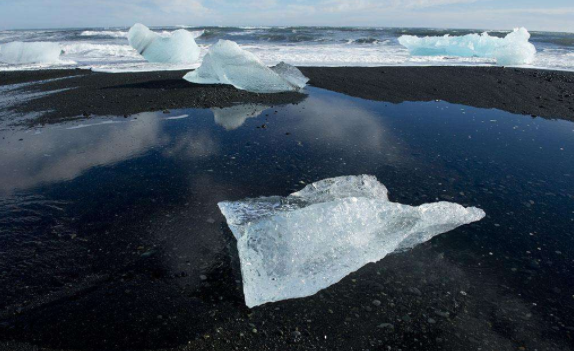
(184, 39, 308, 93)
(218, 175, 485, 307)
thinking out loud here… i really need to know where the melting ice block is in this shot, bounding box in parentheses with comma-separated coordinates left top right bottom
(183, 40, 308, 93)
(398, 27, 536, 66)
(0, 42, 61, 64)
(128, 23, 200, 64)
(218, 175, 485, 307)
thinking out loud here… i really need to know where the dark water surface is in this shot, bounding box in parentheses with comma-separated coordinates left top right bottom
(0, 88, 573, 350)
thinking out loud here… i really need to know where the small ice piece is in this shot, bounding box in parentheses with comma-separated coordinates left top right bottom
(271, 62, 309, 89)
(127, 23, 200, 64)
(183, 40, 307, 93)
(398, 28, 536, 66)
(212, 104, 269, 130)
(218, 175, 485, 307)
(0, 42, 61, 64)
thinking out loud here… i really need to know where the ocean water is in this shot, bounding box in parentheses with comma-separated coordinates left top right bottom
(1, 87, 573, 349)
(0, 26, 573, 72)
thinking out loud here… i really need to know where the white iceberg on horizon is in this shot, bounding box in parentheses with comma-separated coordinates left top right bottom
(183, 40, 308, 93)
(0, 42, 61, 64)
(128, 23, 200, 64)
(218, 175, 485, 307)
(398, 27, 536, 66)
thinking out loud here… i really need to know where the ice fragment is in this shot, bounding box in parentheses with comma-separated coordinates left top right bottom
(0, 42, 61, 64)
(218, 175, 485, 307)
(128, 23, 200, 64)
(183, 40, 307, 93)
(398, 28, 536, 66)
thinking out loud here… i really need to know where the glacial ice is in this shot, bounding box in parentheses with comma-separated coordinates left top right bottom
(270, 62, 310, 89)
(218, 175, 486, 307)
(212, 104, 269, 130)
(183, 40, 308, 93)
(398, 27, 536, 66)
(127, 23, 200, 64)
(0, 42, 61, 64)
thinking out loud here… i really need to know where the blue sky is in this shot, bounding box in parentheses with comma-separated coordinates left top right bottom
(0, 0, 572, 32)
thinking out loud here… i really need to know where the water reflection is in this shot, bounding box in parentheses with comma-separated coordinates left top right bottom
(212, 104, 270, 130)
(0, 87, 573, 350)
(0, 114, 166, 194)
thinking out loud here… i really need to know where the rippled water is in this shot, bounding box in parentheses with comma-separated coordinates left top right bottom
(0, 87, 573, 350)
(1, 26, 573, 72)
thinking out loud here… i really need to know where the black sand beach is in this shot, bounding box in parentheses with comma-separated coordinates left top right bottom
(1, 67, 574, 351)
(2, 66, 574, 124)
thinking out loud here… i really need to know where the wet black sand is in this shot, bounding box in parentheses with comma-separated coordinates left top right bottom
(1, 68, 574, 351)
(0, 69, 305, 125)
(300, 66, 574, 121)
(1, 66, 574, 124)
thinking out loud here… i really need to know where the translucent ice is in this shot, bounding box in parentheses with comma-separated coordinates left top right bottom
(270, 62, 309, 89)
(127, 23, 200, 64)
(218, 175, 485, 307)
(398, 28, 536, 66)
(212, 104, 269, 130)
(0, 42, 61, 64)
(183, 40, 307, 93)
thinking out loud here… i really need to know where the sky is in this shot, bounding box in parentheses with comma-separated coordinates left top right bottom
(0, 0, 572, 32)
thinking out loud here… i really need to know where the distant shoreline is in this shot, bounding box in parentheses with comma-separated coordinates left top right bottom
(1, 66, 573, 125)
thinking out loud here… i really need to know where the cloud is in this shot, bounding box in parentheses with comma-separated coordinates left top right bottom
(0, 0, 572, 32)
(322, 0, 481, 12)
(150, 0, 209, 14)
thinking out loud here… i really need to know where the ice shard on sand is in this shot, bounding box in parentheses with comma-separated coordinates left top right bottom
(218, 175, 486, 307)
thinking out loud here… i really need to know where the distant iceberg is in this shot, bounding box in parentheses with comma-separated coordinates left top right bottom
(398, 27, 536, 66)
(0, 42, 61, 64)
(218, 175, 485, 307)
(128, 23, 200, 64)
(183, 40, 308, 93)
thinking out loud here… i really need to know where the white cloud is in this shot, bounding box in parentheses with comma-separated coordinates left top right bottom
(151, 0, 209, 14)
(322, 0, 481, 12)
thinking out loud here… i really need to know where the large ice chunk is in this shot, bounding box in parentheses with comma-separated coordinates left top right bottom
(218, 175, 485, 307)
(398, 28, 536, 66)
(127, 23, 200, 64)
(0, 42, 61, 64)
(183, 40, 307, 93)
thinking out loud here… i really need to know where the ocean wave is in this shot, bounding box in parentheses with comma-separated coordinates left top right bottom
(1, 27, 573, 72)
(80, 30, 128, 38)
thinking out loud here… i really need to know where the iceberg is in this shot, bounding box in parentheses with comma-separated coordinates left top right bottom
(183, 40, 308, 93)
(398, 27, 536, 66)
(127, 23, 200, 64)
(212, 104, 269, 130)
(218, 175, 485, 307)
(0, 42, 61, 64)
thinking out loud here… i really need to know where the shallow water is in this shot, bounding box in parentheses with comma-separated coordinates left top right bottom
(0, 88, 573, 350)
(1, 26, 573, 72)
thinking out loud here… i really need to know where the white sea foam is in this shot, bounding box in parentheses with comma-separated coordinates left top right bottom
(80, 30, 128, 38)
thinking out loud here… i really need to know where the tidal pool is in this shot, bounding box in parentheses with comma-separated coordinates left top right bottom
(0, 87, 573, 350)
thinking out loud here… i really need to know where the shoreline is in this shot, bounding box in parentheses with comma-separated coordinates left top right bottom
(1, 66, 574, 124)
